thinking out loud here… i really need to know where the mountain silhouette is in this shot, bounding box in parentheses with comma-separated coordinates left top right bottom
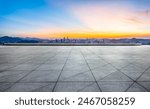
(0, 36, 40, 43)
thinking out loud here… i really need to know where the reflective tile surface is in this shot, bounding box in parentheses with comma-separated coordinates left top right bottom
(0, 46, 150, 92)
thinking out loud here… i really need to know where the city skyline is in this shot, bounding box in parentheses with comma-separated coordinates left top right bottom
(0, 0, 150, 38)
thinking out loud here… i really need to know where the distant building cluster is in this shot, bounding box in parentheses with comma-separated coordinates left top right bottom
(46, 37, 150, 45)
(48, 37, 105, 43)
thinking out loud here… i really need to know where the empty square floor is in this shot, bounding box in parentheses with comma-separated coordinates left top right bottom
(0, 46, 150, 92)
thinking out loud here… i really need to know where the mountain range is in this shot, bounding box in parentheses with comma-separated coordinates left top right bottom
(0, 36, 48, 43)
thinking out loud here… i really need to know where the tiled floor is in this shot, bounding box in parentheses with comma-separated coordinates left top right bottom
(0, 46, 150, 92)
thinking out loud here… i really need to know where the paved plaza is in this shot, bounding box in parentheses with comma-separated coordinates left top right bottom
(0, 46, 150, 92)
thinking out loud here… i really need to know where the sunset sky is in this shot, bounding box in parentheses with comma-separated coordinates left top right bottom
(0, 0, 150, 39)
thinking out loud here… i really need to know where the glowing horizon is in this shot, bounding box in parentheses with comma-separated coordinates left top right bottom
(0, 0, 150, 39)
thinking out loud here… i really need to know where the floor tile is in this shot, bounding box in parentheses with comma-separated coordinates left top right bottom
(10, 64, 39, 70)
(0, 70, 29, 82)
(20, 70, 60, 82)
(54, 82, 95, 92)
(92, 64, 117, 81)
(137, 82, 150, 91)
(0, 83, 14, 91)
(137, 71, 150, 81)
(100, 71, 133, 82)
(37, 64, 64, 70)
(59, 71, 95, 82)
(127, 83, 148, 92)
(98, 81, 133, 92)
(6, 83, 55, 92)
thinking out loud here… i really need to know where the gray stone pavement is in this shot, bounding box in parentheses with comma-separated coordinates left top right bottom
(0, 46, 150, 92)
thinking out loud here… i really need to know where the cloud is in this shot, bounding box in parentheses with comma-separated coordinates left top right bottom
(124, 17, 143, 24)
(70, 4, 150, 33)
